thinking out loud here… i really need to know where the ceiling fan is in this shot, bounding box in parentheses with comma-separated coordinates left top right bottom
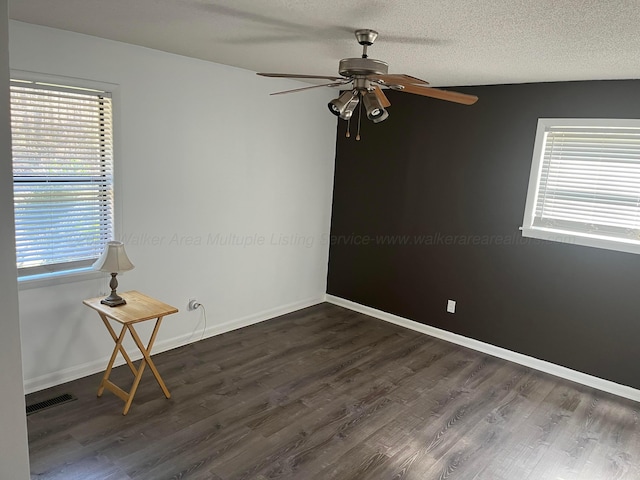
(257, 29, 478, 139)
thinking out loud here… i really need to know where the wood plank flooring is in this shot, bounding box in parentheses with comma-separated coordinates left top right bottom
(26, 303, 640, 479)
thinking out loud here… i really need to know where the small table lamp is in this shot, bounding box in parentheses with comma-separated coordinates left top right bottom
(93, 241, 135, 307)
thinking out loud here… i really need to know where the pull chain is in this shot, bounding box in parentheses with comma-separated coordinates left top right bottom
(346, 116, 351, 138)
(356, 92, 363, 141)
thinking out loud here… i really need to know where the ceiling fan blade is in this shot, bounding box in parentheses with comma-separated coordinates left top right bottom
(270, 81, 350, 96)
(371, 74, 477, 105)
(372, 74, 430, 86)
(393, 84, 478, 105)
(258, 73, 345, 81)
(373, 85, 391, 108)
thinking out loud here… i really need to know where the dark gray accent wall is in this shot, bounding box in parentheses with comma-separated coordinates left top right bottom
(327, 80, 640, 390)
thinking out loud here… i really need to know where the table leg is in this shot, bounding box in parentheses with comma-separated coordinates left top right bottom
(94, 313, 172, 415)
(98, 313, 138, 376)
(127, 317, 171, 399)
(97, 322, 128, 398)
(122, 357, 146, 415)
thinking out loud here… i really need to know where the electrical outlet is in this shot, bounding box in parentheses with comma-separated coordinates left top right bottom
(447, 299, 456, 314)
(188, 298, 200, 311)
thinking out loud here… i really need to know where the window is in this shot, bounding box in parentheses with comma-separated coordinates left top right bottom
(10, 79, 114, 280)
(522, 118, 640, 254)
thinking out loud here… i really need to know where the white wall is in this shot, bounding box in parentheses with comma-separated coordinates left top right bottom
(0, 5, 30, 480)
(9, 21, 337, 392)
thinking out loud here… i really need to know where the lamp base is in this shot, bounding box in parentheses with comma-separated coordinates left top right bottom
(101, 273, 126, 307)
(101, 295, 127, 307)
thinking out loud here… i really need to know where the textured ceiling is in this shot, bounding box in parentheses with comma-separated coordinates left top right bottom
(8, 0, 640, 87)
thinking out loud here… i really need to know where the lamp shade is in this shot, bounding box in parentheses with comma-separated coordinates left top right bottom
(92, 241, 135, 273)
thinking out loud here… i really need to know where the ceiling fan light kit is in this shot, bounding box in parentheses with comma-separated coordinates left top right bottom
(362, 90, 388, 123)
(258, 29, 479, 140)
(340, 97, 360, 121)
(328, 90, 358, 118)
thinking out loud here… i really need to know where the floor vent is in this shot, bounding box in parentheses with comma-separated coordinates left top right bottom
(26, 393, 77, 416)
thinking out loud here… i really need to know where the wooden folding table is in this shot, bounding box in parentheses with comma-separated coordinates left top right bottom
(83, 290, 178, 415)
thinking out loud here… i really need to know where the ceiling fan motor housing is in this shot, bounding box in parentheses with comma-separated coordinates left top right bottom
(339, 58, 389, 77)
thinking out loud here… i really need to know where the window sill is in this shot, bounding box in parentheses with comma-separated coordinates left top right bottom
(521, 226, 640, 256)
(18, 267, 104, 290)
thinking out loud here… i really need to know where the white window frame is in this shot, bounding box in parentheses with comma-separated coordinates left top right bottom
(10, 72, 120, 286)
(522, 118, 640, 255)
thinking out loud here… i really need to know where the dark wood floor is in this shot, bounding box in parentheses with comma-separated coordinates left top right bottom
(26, 303, 640, 479)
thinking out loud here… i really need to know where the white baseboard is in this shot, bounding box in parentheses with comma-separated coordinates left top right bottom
(24, 295, 325, 394)
(325, 294, 640, 403)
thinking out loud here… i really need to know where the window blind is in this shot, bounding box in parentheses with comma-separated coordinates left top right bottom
(10, 81, 114, 277)
(522, 119, 640, 253)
